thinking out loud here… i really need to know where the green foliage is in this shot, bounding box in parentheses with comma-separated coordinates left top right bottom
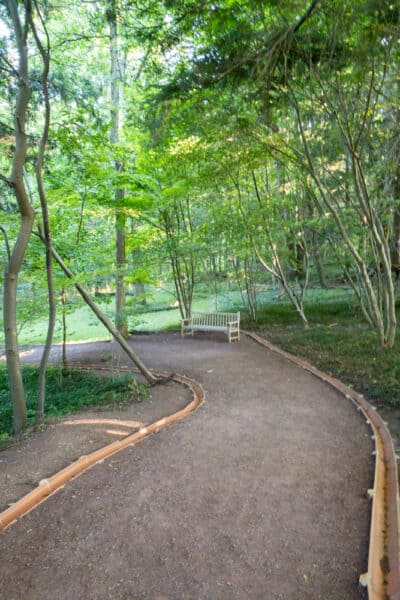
(0, 366, 148, 439)
(2, 1, 400, 431)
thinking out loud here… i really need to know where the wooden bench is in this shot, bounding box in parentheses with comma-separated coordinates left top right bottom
(181, 311, 240, 343)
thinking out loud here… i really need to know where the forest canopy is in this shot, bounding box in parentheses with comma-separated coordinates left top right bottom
(1, 0, 400, 433)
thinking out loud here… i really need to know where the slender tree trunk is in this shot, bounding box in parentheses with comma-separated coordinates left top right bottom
(134, 283, 146, 304)
(29, 12, 56, 424)
(0, 226, 11, 261)
(311, 233, 328, 288)
(39, 235, 157, 385)
(249, 170, 309, 326)
(244, 257, 257, 322)
(390, 162, 400, 277)
(162, 212, 193, 319)
(115, 208, 127, 334)
(391, 207, 400, 271)
(3, 0, 35, 434)
(130, 219, 146, 305)
(211, 256, 219, 311)
(61, 287, 68, 372)
(108, 0, 128, 338)
(389, 72, 400, 278)
(293, 95, 394, 344)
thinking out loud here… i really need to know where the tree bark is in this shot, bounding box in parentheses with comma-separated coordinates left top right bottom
(61, 287, 68, 372)
(131, 218, 147, 305)
(39, 235, 157, 385)
(3, 0, 35, 434)
(389, 70, 400, 278)
(115, 208, 127, 334)
(311, 233, 328, 288)
(29, 10, 56, 424)
(134, 283, 146, 305)
(390, 162, 400, 276)
(108, 0, 128, 338)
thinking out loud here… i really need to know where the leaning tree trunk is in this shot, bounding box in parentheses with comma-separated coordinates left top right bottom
(3, 0, 35, 434)
(38, 234, 159, 385)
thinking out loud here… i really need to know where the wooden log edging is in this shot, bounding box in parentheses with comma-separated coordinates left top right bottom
(245, 330, 400, 600)
(0, 367, 205, 533)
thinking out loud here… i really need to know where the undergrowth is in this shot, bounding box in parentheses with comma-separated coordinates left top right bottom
(0, 366, 148, 440)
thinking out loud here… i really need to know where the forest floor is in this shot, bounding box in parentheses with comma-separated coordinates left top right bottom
(0, 332, 373, 599)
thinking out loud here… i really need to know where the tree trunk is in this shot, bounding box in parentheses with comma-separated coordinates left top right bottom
(41, 237, 158, 385)
(30, 13, 56, 425)
(391, 208, 400, 270)
(311, 233, 328, 288)
(134, 283, 146, 305)
(115, 208, 128, 335)
(294, 94, 394, 345)
(389, 73, 400, 278)
(130, 219, 146, 305)
(61, 287, 68, 373)
(390, 162, 400, 277)
(3, 0, 35, 434)
(244, 257, 258, 322)
(108, 0, 128, 338)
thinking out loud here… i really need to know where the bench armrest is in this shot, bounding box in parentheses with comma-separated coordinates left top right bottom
(227, 320, 238, 326)
(182, 318, 192, 324)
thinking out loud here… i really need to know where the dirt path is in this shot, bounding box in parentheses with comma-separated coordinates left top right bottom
(0, 332, 373, 599)
(0, 378, 192, 513)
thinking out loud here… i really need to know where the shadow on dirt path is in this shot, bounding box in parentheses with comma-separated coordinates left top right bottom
(0, 332, 372, 599)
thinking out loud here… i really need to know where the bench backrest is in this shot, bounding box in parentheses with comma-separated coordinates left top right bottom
(191, 312, 240, 327)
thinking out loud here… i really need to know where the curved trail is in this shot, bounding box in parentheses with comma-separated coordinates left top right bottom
(0, 368, 204, 531)
(0, 332, 373, 599)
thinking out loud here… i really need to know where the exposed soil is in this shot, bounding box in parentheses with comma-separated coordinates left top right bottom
(0, 332, 373, 599)
(0, 375, 191, 513)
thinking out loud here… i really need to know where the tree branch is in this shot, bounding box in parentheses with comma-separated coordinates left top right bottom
(293, 0, 321, 33)
(0, 172, 14, 188)
(0, 225, 11, 261)
(55, 33, 109, 48)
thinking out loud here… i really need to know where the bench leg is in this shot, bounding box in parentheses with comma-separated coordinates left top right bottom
(182, 327, 194, 339)
(228, 327, 239, 342)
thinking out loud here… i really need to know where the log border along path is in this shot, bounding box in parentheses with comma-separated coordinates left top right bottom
(0, 369, 205, 530)
(0, 331, 399, 599)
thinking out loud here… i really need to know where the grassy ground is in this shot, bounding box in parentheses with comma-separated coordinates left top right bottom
(1, 283, 398, 412)
(243, 299, 400, 408)
(0, 288, 245, 346)
(0, 286, 353, 346)
(0, 366, 147, 440)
